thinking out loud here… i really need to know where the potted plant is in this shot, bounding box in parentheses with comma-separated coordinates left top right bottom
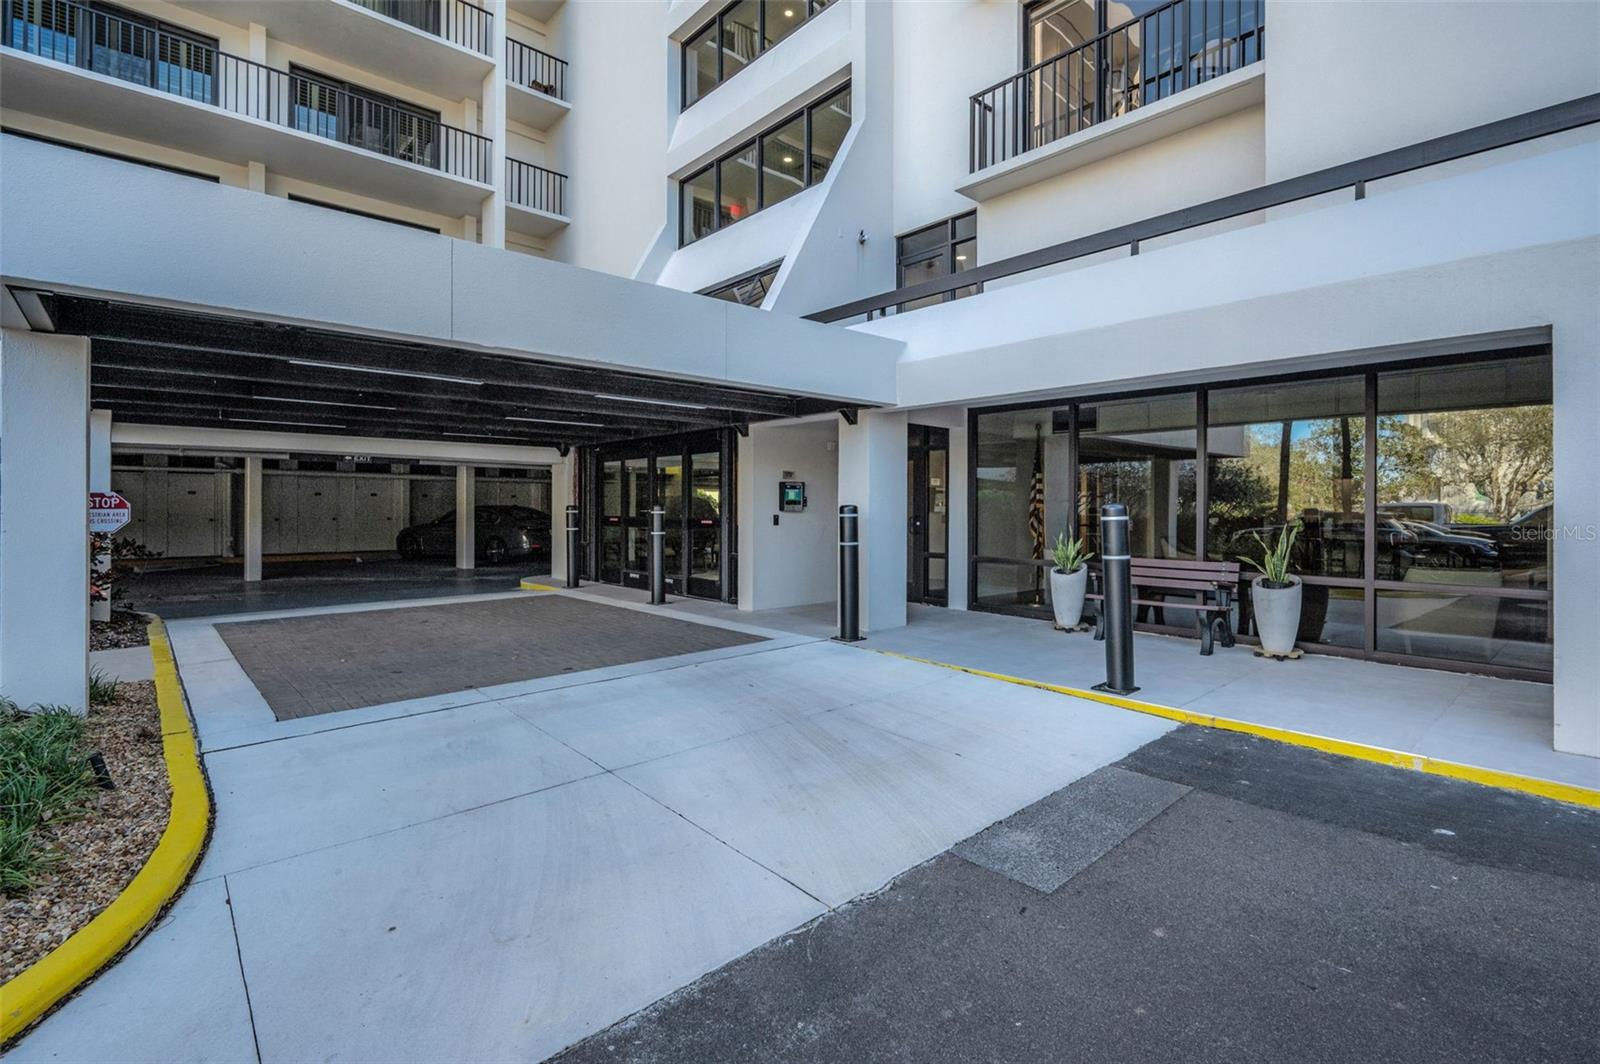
(1049, 532, 1093, 631)
(1241, 520, 1302, 657)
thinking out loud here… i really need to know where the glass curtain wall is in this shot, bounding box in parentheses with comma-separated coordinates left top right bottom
(970, 351, 1555, 677)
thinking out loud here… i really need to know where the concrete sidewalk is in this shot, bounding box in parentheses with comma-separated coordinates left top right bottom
(591, 591, 1591, 791)
(11, 594, 1171, 1063)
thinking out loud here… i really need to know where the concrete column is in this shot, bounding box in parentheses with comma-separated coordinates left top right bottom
(247, 22, 267, 62)
(455, 464, 476, 570)
(945, 420, 971, 610)
(89, 408, 113, 622)
(837, 409, 908, 633)
(550, 455, 574, 581)
(243, 456, 263, 583)
(0, 330, 90, 713)
(480, 5, 507, 250)
(247, 162, 267, 194)
(1553, 309, 1599, 757)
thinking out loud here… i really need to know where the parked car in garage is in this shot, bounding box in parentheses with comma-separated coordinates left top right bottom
(396, 506, 551, 564)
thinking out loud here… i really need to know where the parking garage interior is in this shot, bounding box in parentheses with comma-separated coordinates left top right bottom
(18, 291, 849, 615)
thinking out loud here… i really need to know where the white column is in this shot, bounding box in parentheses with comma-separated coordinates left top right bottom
(550, 455, 573, 581)
(0, 330, 90, 713)
(837, 409, 908, 633)
(946, 420, 971, 610)
(243, 456, 263, 583)
(480, 3, 507, 249)
(89, 408, 113, 622)
(1553, 309, 1599, 757)
(455, 465, 476, 570)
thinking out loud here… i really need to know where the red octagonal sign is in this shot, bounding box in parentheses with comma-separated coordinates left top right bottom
(89, 491, 131, 534)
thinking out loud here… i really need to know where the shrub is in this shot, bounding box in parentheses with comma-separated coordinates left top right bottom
(0, 700, 96, 895)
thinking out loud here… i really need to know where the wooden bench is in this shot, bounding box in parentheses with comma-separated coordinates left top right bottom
(1086, 557, 1241, 655)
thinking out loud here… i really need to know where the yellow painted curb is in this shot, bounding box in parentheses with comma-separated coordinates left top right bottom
(1, 619, 211, 1044)
(870, 649, 1600, 810)
(519, 579, 559, 592)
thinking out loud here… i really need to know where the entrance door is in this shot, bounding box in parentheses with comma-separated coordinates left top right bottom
(907, 425, 950, 605)
(590, 431, 735, 602)
(621, 456, 651, 589)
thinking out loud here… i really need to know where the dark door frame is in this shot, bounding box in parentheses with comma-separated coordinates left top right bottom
(583, 429, 737, 604)
(908, 424, 950, 606)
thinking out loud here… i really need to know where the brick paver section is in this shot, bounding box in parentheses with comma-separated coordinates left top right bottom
(216, 595, 766, 720)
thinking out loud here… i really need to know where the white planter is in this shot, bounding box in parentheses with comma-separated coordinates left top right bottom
(1049, 566, 1088, 631)
(1252, 575, 1303, 656)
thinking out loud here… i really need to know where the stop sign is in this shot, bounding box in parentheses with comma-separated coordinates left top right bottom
(89, 491, 132, 534)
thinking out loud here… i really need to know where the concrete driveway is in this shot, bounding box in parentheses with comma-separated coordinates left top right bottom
(12, 591, 1171, 1063)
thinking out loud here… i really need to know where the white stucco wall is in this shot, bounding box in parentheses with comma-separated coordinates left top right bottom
(1263, 0, 1600, 182)
(737, 418, 841, 611)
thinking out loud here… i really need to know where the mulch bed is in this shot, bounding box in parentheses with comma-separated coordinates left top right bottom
(90, 610, 151, 652)
(1, 681, 169, 984)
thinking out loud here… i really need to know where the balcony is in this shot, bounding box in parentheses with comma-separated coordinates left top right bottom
(967, 0, 1263, 189)
(504, 157, 568, 237)
(168, 0, 494, 99)
(1, 0, 493, 215)
(505, 37, 569, 131)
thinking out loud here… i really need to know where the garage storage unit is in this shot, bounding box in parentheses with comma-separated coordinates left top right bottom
(112, 458, 552, 561)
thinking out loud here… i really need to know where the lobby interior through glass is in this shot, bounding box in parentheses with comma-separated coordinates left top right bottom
(971, 348, 1555, 680)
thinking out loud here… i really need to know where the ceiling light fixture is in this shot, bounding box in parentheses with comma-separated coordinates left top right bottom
(955, 254, 968, 261)
(444, 432, 531, 442)
(258, 395, 399, 411)
(230, 417, 348, 430)
(782, 155, 795, 164)
(287, 358, 485, 387)
(505, 415, 604, 427)
(593, 393, 709, 411)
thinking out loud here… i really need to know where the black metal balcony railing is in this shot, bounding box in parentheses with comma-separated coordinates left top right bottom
(349, 0, 493, 56)
(3, 0, 492, 183)
(506, 37, 566, 101)
(506, 157, 567, 217)
(971, 0, 1264, 172)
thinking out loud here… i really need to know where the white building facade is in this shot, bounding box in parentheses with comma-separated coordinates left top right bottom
(1, 0, 1596, 757)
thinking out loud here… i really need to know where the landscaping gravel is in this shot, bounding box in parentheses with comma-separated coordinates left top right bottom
(1, 681, 168, 984)
(89, 611, 151, 652)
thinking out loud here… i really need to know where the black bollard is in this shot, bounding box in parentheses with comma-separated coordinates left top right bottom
(836, 504, 862, 642)
(564, 504, 580, 589)
(1093, 502, 1139, 694)
(649, 506, 667, 605)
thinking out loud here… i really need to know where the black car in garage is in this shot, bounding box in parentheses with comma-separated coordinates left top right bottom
(396, 506, 551, 564)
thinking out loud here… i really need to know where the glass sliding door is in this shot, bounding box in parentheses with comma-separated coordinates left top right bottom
(622, 456, 652, 589)
(599, 459, 623, 583)
(589, 431, 735, 602)
(688, 450, 723, 599)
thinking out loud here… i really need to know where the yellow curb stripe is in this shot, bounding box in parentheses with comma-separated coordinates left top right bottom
(869, 649, 1600, 810)
(1, 619, 211, 1044)
(519, 579, 560, 592)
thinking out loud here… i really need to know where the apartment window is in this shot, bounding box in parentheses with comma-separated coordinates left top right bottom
(678, 83, 851, 246)
(896, 212, 978, 311)
(3, 1, 219, 102)
(681, 0, 835, 109)
(702, 262, 781, 307)
(289, 66, 440, 167)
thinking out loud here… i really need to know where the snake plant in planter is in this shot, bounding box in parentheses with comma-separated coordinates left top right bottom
(1049, 533, 1093, 631)
(1241, 520, 1302, 656)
